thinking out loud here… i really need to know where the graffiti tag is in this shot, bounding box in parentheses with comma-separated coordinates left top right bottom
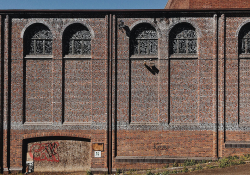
(154, 143, 168, 150)
(29, 142, 59, 162)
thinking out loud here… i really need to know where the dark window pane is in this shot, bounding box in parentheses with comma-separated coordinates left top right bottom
(247, 39, 250, 53)
(241, 39, 246, 54)
(29, 40, 35, 54)
(148, 40, 158, 55)
(173, 39, 178, 54)
(35, 40, 44, 54)
(179, 40, 186, 53)
(44, 40, 52, 54)
(74, 40, 82, 55)
(188, 40, 197, 54)
(139, 40, 148, 55)
(82, 40, 91, 54)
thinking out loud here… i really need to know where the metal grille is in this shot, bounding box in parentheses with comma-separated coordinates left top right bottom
(25, 24, 53, 55)
(64, 25, 91, 56)
(130, 24, 158, 56)
(170, 24, 197, 55)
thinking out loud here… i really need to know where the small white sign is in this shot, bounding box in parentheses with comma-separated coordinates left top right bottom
(94, 151, 101, 157)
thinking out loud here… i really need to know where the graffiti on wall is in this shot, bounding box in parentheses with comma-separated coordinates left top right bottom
(29, 142, 60, 162)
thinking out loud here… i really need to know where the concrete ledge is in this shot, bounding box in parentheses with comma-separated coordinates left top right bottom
(225, 141, 250, 148)
(115, 156, 217, 163)
(9, 167, 22, 174)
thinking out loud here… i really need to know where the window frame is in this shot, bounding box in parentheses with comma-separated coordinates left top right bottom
(130, 23, 158, 59)
(169, 23, 197, 59)
(63, 24, 91, 59)
(24, 24, 53, 58)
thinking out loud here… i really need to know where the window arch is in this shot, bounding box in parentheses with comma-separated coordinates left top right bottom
(130, 23, 158, 57)
(239, 23, 250, 55)
(169, 23, 197, 56)
(24, 23, 53, 56)
(63, 23, 91, 57)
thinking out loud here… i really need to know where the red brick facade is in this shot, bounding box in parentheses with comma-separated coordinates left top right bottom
(0, 4, 250, 174)
(165, 0, 250, 9)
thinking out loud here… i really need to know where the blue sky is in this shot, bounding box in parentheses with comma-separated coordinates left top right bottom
(0, 0, 168, 9)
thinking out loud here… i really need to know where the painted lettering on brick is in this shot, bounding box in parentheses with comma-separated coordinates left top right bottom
(154, 143, 168, 150)
(29, 142, 59, 162)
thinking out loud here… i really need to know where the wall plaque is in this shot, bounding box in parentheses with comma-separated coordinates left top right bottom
(92, 143, 104, 151)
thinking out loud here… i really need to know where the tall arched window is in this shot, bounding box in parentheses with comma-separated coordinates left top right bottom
(130, 23, 158, 57)
(24, 23, 52, 56)
(63, 24, 91, 57)
(239, 23, 250, 55)
(23, 23, 53, 123)
(169, 23, 197, 56)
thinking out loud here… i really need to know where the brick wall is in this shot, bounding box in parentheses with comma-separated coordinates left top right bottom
(1, 9, 250, 174)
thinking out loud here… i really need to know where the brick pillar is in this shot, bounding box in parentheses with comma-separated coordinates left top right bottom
(3, 15, 10, 174)
(212, 13, 219, 159)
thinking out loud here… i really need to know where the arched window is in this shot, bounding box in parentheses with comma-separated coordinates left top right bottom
(24, 24, 52, 56)
(239, 23, 250, 55)
(63, 24, 91, 57)
(130, 23, 158, 57)
(169, 23, 197, 56)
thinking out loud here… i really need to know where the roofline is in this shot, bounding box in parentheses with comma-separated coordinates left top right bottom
(0, 8, 250, 14)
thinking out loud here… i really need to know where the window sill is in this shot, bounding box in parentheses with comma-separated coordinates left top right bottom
(64, 55, 91, 59)
(25, 55, 52, 59)
(170, 54, 198, 59)
(130, 55, 158, 59)
(239, 54, 250, 59)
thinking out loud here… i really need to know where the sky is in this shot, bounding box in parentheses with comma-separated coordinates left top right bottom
(0, 0, 168, 9)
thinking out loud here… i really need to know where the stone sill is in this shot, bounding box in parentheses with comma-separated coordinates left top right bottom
(170, 54, 198, 59)
(239, 54, 250, 59)
(25, 55, 52, 59)
(64, 55, 91, 59)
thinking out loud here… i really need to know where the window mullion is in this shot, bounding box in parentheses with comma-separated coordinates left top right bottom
(34, 39, 36, 55)
(138, 39, 140, 55)
(245, 38, 248, 54)
(43, 40, 45, 54)
(81, 40, 83, 55)
(177, 39, 179, 54)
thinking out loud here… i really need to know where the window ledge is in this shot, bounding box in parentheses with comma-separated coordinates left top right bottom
(25, 55, 52, 59)
(239, 54, 250, 59)
(64, 55, 91, 59)
(130, 55, 158, 59)
(170, 54, 198, 59)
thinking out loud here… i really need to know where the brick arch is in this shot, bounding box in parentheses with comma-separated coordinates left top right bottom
(61, 22, 95, 39)
(21, 21, 55, 39)
(167, 21, 201, 40)
(236, 20, 250, 38)
(22, 132, 91, 141)
(167, 21, 200, 57)
(129, 20, 162, 39)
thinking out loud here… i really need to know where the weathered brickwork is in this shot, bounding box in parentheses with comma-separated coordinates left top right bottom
(166, 0, 250, 9)
(1, 1, 250, 173)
